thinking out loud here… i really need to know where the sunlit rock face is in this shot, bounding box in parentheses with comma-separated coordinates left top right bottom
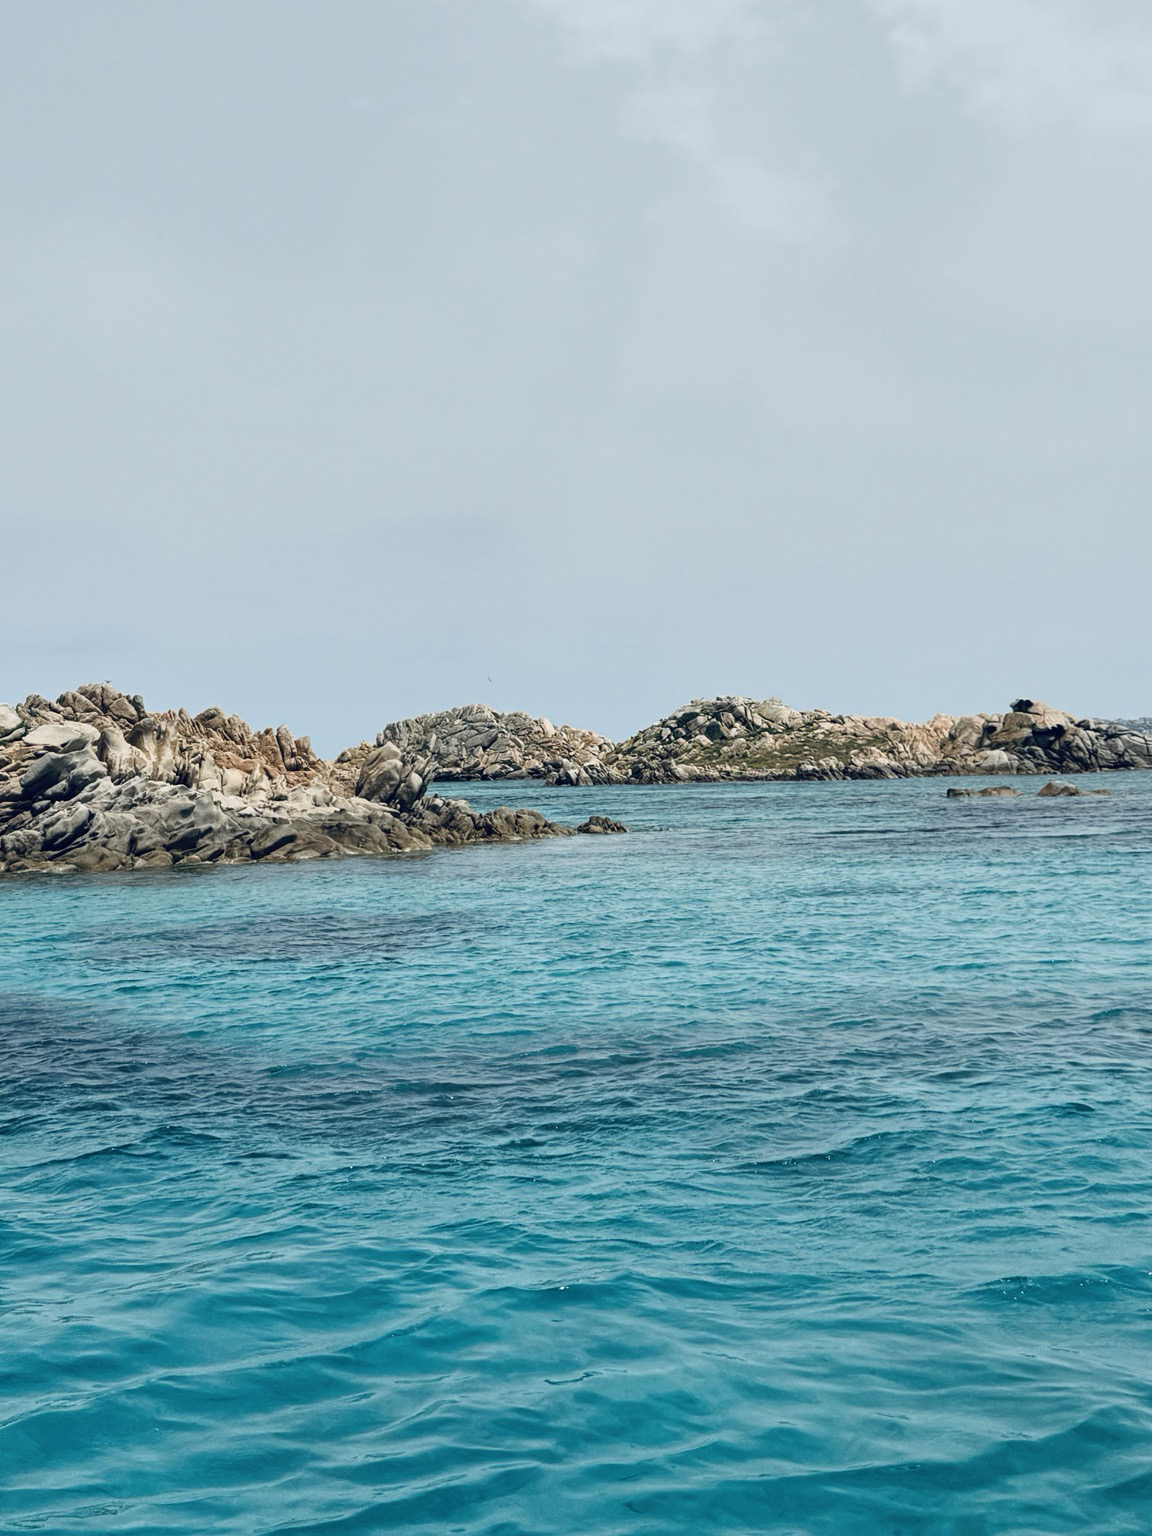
(364, 703, 622, 786)
(0, 684, 608, 874)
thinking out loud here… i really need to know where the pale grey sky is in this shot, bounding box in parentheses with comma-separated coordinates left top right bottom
(2, 0, 1150, 752)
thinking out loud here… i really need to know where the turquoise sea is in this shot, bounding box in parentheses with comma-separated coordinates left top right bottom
(3, 777, 1152, 1534)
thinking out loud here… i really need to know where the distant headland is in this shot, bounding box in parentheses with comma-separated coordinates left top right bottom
(1, 683, 1148, 874)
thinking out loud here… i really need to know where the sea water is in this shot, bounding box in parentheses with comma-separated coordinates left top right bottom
(2, 777, 1152, 1535)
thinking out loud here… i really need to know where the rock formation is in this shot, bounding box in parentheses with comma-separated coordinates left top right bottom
(370, 696, 1152, 784)
(609, 696, 1151, 781)
(5, 679, 1144, 875)
(361, 704, 619, 786)
(0, 684, 625, 876)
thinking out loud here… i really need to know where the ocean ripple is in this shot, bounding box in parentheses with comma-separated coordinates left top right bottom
(2, 777, 1152, 1532)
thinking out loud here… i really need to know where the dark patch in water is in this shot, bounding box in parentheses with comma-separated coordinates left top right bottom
(72, 910, 484, 965)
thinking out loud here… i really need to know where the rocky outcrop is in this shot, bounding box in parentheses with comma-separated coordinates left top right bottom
(371, 695, 1152, 784)
(0, 684, 624, 876)
(574, 814, 629, 834)
(607, 695, 1152, 782)
(363, 704, 621, 786)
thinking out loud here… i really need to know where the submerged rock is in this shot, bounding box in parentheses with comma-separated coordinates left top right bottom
(1036, 781, 1109, 797)
(0, 683, 619, 876)
(946, 786, 1021, 798)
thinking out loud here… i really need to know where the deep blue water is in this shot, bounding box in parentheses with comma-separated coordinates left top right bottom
(3, 777, 1152, 1535)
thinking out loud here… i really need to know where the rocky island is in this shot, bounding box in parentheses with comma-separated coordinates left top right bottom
(5, 683, 1148, 875)
(0, 684, 621, 875)
(372, 696, 1152, 784)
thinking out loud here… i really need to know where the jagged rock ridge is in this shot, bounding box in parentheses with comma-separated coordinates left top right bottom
(0, 684, 622, 875)
(370, 696, 1152, 783)
(610, 695, 1152, 780)
(353, 703, 618, 786)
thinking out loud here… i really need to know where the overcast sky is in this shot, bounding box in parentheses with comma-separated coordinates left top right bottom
(2, 0, 1150, 751)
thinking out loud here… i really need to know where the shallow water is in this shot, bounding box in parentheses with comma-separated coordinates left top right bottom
(3, 776, 1152, 1534)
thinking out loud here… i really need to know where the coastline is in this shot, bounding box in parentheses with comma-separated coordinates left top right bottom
(3, 679, 1148, 876)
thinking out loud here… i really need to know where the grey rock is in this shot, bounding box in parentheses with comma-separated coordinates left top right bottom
(1, 683, 602, 876)
(249, 824, 299, 859)
(600, 695, 1152, 786)
(24, 721, 100, 753)
(355, 741, 436, 810)
(38, 802, 94, 850)
(20, 748, 107, 802)
(1036, 781, 1108, 797)
(374, 704, 620, 785)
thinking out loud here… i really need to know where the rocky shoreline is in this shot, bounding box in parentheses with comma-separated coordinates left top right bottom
(4, 682, 1148, 875)
(0, 685, 624, 876)
(372, 696, 1152, 784)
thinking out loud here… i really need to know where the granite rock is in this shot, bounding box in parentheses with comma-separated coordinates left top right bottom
(370, 704, 622, 786)
(402, 700, 1148, 792)
(363, 694, 1152, 785)
(0, 684, 617, 876)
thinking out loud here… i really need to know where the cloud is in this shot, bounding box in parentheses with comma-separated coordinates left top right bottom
(625, 81, 837, 243)
(873, 0, 1152, 132)
(521, 0, 762, 63)
(522, 1, 836, 243)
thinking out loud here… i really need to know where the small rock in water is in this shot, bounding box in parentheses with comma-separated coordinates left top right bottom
(575, 815, 628, 834)
(1036, 781, 1108, 797)
(946, 786, 1020, 798)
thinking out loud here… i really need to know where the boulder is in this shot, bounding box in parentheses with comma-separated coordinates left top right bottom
(23, 721, 100, 753)
(575, 815, 628, 833)
(1037, 781, 1108, 797)
(355, 742, 436, 810)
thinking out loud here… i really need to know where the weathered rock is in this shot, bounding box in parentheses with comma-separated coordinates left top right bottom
(575, 815, 629, 833)
(0, 683, 621, 876)
(364, 694, 1152, 786)
(0, 703, 26, 741)
(20, 747, 108, 802)
(372, 704, 621, 786)
(354, 741, 437, 810)
(23, 721, 100, 753)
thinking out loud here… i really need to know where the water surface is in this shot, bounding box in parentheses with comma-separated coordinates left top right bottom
(3, 777, 1152, 1533)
